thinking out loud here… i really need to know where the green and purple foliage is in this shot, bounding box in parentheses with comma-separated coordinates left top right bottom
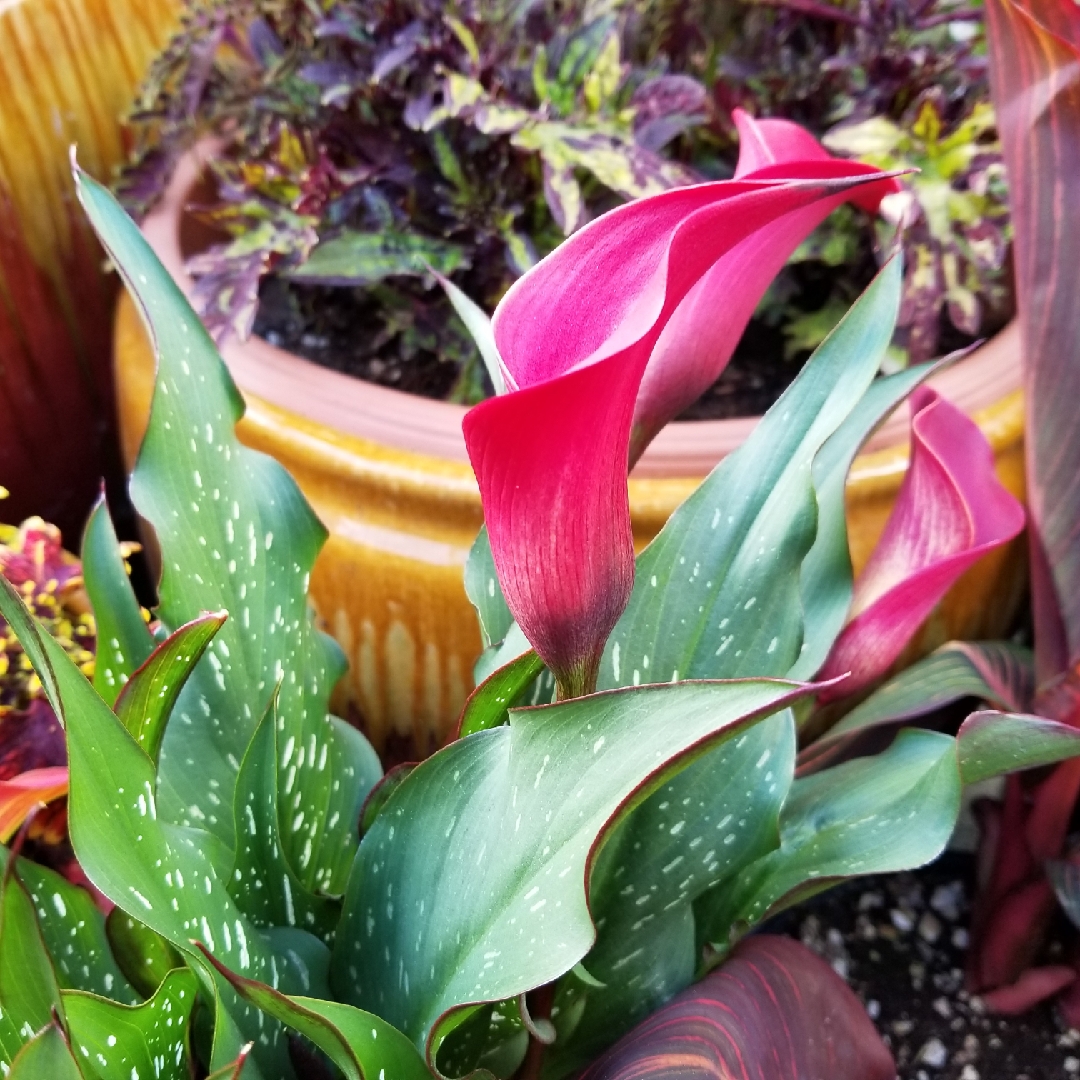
(705, 0, 1012, 364)
(118, 0, 707, 402)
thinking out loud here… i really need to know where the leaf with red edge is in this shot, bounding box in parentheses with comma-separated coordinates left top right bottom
(112, 611, 227, 765)
(818, 387, 1025, 700)
(330, 678, 826, 1067)
(466, 145, 899, 693)
(0, 767, 68, 843)
(577, 935, 893, 1080)
(985, 0, 1080, 681)
(801, 642, 1035, 772)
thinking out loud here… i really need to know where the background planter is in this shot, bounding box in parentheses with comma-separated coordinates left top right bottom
(0, 0, 178, 538)
(114, 146, 1027, 757)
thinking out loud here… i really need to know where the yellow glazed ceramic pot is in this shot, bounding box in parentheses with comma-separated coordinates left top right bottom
(114, 147, 1027, 758)
(0, 0, 178, 535)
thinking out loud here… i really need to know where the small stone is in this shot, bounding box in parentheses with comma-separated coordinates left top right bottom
(930, 881, 964, 922)
(866, 999, 881, 1020)
(859, 890, 884, 912)
(959, 1067, 979, 1080)
(1066, 1056, 1080, 1075)
(916, 1036, 948, 1068)
(891, 908, 915, 933)
(951, 927, 971, 949)
(918, 911, 943, 943)
(892, 1019, 915, 1037)
(830, 956, 849, 980)
(932, 996, 952, 1019)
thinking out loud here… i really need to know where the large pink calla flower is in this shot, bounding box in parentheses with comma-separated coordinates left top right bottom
(463, 115, 899, 696)
(818, 387, 1025, 700)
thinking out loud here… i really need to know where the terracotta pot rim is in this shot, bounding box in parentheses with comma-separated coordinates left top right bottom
(142, 143, 1023, 481)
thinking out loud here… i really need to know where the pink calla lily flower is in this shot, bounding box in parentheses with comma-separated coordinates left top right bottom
(463, 115, 900, 696)
(632, 111, 892, 458)
(818, 387, 1025, 700)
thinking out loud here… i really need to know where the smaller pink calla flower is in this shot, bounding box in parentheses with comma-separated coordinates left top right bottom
(818, 387, 1025, 701)
(464, 118, 899, 696)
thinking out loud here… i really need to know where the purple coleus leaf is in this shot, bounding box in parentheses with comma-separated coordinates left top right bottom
(463, 116, 898, 696)
(578, 935, 894, 1080)
(818, 387, 1025, 700)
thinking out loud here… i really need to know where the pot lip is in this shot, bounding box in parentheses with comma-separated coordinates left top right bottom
(142, 143, 1022, 481)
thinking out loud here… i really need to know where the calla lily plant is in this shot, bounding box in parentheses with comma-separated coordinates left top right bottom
(809, 0, 1080, 1024)
(0, 112, 1073, 1080)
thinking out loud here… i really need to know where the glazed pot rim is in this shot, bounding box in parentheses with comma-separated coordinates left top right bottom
(142, 143, 1022, 481)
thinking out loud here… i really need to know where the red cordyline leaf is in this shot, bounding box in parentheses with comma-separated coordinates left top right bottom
(577, 935, 894, 1080)
(986, 0, 1080, 684)
(463, 117, 898, 695)
(817, 387, 1024, 701)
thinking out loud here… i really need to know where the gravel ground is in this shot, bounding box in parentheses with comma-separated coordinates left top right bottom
(768, 855, 1080, 1079)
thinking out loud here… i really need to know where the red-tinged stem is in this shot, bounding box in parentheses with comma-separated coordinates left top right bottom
(555, 657, 599, 702)
(514, 983, 556, 1080)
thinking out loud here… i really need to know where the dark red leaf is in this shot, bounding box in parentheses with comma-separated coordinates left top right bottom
(985, 0, 1080, 681)
(577, 935, 893, 1080)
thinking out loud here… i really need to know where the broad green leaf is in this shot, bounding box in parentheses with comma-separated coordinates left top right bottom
(437, 281, 507, 397)
(105, 911, 183, 1000)
(545, 713, 795, 1074)
(82, 497, 154, 706)
(815, 642, 1034, 755)
(231, 699, 338, 939)
(330, 678, 821, 1061)
(287, 229, 468, 285)
(599, 258, 902, 692)
(789, 360, 936, 681)
(0, 862, 64, 1066)
(75, 169, 378, 899)
(458, 651, 545, 738)
(114, 612, 227, 764)
(201, 946, 431, 1080)
(64, 968, 198, 1080)
(697, 729, 961, 948)
(6, 1024, 83, 1080)
(956, 710, 1080, 787)
(0, 850, 137, 1004)
(0, 577, 296, 1079)
(464, 527, 514, 649)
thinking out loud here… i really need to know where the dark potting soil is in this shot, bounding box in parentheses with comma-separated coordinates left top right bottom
(252, 276, 805, 420)
(767, 853, 1080, 1080)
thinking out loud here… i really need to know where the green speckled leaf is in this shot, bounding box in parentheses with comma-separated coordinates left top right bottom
(82, 498, 154, 707)
(697, 730, 960, 945)
(114, 612, 227, 764)
(202, 945, 431, 1080)
(600, 259, 902, 693)
(330, 678, 821, 1065)
(0, 862, 64, 1066)
(75, 168, 378, 900)
(230, 698, 338, 940)
(545, 713, 795, 1076)
(64, 967, 198, 1080)
(6, 1024, 83, 1080)
(2, 850, 137, 1004)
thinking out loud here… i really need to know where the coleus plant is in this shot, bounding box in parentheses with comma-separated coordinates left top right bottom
(1, 122, 1075, 1080)
(0, 514, 93, 849)
(799, 0, 1080, 1024)
(708, 0, 1013, 365)
(118, 0, 707, 402)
